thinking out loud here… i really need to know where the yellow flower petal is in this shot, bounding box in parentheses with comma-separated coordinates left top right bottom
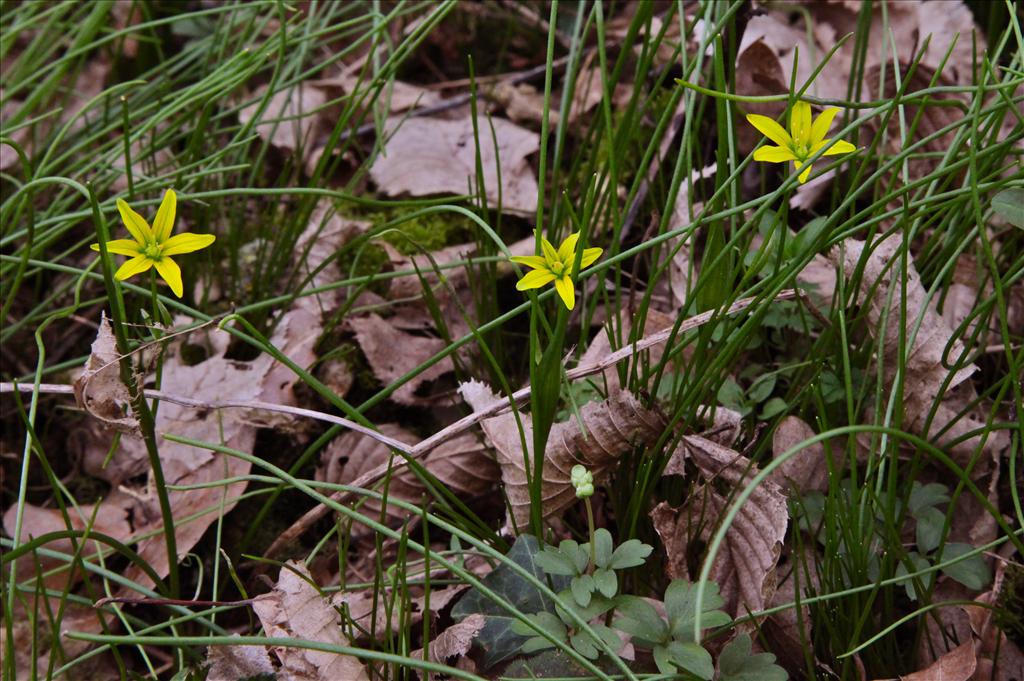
(155, 257, 184, 298)
(579, 246, 602, 269)
(152, 189, 177, 243)
(557, 231, 580, 263)
(516, 268, 557, 290)
(116, 199, 153, 244)
(510, 255, 548, 270)
(753, 145, 798, 163)
(814, 138, 857, 157)
(796, 161, 813, 184)
(540, 237, 559, 267)
(790, 101, 813, 146)
(810, 108, 841, 145)
(746, 113, 793, 149)
(161, 232, 216, 256)
(554, 275, 575, 310)
(91, 239, 143, 256)
(114, 255, 154, 281)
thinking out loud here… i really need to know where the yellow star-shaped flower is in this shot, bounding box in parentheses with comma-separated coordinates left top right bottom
(91, 190, 215, 298)
(746, 101, 856, 183)
(510, 231, 602, 310)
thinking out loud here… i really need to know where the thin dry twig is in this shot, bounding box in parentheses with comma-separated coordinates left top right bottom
(3, 290, 797, 560)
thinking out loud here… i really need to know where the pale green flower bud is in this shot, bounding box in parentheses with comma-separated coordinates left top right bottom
(571, 464, 594, 499)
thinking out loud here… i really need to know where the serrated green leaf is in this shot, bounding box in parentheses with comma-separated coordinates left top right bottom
(613, 595, 668, 645)
(608, 539, 653, 569)
(915, 506, 946, 554)
(571, 575, 594, 607)
(938, 543, 991, 591)
(666, 640, 714, 680)
(593, 529, 613, 568)
(992, 187, 1024, 229)
(451, 535, 569, 668)
(665, 580, 731, 640)
(718, 634, 788, 681)
(908, 482, 950, 515)
(535, 549, 579, 576)
(594, 568, 617, 598)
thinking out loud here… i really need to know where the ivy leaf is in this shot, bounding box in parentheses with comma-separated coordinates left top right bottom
(593, 528, 613, 568)
(452, 535, 569, 668)
(908, 482, 949, 515)
(664, 580, 731, 641)
(915, 505, 946, 554)
(613, 595, 668, 645)
(608, 539, 653, 570)
(717, 634, 788, 681)
(593, 568, 617, 598)
(666, 640, 714, 680)
(992, 187, 1024, 229)
(938, 543, 991, 591)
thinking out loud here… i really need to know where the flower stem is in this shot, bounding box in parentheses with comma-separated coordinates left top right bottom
(585, 496, 596, 571)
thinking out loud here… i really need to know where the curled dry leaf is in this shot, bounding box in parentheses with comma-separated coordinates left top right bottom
(460, 380, 664, 530)
(883, 641, 976, 681)
(770, 415, 830, 494)
(369, 115, 539, 216)
(205, 635, 276, 681)
(318, 425, 497, 537)
(72, 312, 140, 435)
(832, 237, 991, 466)
(348, 313, 455, 406)
(652, 435, 789, 617)
(411, 613, 486, 666)
(252, 561, 371, 681)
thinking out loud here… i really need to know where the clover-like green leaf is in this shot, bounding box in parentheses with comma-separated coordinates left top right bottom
(594, 568, 617, 598)
(571, 574, 594, 607)
(555, 590, 615, 626)
(593, 528, 613, 568)
(908, 481, 950, 515)
(717, 634, 788, 681)
(665, 580, 731, 641)
(613, 595, 668, 646)
(666, 640, 714, 680)
(511, 611, 567, 654)
(569, 623, 620, 660)
(558, 539, 590, 574)
(894, 551, 933, 601)
(938, 543, 991, 591)
(992, 187, 1024, 229)
(608, 539, 653, 570)
(915, 505, 946, 554)
(535, 547, 579, 576)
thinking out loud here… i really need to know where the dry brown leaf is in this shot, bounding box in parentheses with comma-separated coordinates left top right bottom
(239, 82, 328, 156)
(771, 415, 830, 494)
(72, 312, 140, 435)
(832, 237, 991, 466)
(349, 313, 455, 406)
(577, 306, 676, 396)
(489, 81, 553, 127)
(253, 561, 371, 681)
(205, 636, 277, 681)
(652, 435, 789, 617)
(312, 71, 442, 114)
(734, 37, 788, 155)
(411, 613, 486, 664)
(460, 380, 664, 530)
(889, 641, 976, 681)
(294, 199, 370, 315)
(370, 115, 539, 216)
